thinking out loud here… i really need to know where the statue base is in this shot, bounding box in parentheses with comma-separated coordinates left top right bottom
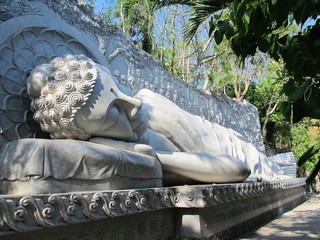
(0, 179, 305, 239)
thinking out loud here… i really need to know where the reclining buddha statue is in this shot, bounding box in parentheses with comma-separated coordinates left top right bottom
(0, 54, 283, 194)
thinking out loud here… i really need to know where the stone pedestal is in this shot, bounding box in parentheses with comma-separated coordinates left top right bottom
(176, 182, 305, 239)
(0, 179, 305, 240)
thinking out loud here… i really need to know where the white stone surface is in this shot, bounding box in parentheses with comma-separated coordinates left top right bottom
(0, 0, 295, 194)
(268, 152, 297, 178)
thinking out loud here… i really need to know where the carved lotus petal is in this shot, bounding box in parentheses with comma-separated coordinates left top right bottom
(66, 40, 86, 54)
(32, 55, 48, 68)
(40, 28, 64, 44)
(12, 29, 36, 49)
(55, 43, 68, 57)
(2, 72, 26, 96)
(33, 39, 54, 58)
(0, 46, 14, 71)
(14, 47, 35, 71)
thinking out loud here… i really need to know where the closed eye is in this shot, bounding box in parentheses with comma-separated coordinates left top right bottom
(110, 88, 118, 97)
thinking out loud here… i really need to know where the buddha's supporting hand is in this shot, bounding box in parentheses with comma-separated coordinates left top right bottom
(89, 137, 158, 158)
(156, 151, 251, 183)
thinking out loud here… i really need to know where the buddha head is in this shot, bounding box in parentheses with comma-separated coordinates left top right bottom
(27, 54, 148, 141)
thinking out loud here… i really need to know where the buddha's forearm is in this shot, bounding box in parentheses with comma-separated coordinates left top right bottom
(156, 151, 251, 183)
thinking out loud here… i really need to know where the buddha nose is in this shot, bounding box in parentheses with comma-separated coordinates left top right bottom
(116, 90, 142, 119)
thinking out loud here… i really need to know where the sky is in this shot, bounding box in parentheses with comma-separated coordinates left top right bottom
(92, 0, 115, 14)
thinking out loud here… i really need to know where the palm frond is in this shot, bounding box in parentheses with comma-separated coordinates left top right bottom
(156, 0, 195, 9)
(156, 0, 232, 43)
(184, 0, 232, 43)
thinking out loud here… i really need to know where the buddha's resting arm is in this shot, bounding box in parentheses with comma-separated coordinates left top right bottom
(90, 137, 250, 183)
(156, 151, 251, 183)
(89, 137, 158, 158)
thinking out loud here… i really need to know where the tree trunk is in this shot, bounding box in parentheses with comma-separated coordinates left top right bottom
(120, 1, 126, 33)
(262, 98, 280, 138)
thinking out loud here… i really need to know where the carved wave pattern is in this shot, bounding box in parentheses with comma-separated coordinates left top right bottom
(0, 179, 305, 234)
(0, 28, 95, 146)
(0, 188, 175, 234)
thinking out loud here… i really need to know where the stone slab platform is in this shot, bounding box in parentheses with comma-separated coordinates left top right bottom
(240, 193, 320, 239)
(0, 179, 305, 240)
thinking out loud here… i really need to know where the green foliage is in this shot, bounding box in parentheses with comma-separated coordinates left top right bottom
(218, 0, 320, 123)
(157, 0, 320, 185)
(158, 0, 320, 122)
(297, 130, 320, 184)
(115, 0, 157, 53)
(272, 122, 292, 153)
(298, 139, 320, 167)
(291, 119, 320, 175)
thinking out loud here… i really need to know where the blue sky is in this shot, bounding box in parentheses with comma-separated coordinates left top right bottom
(92, 0, 115, 13)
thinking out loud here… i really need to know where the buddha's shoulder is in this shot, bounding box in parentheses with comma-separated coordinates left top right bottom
(135, 88, 158, 98)
(135, 89, 171, 106)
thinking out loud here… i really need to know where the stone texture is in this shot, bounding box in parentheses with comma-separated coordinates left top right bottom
(0, 179, 305, 239)
(0, 0, 264, 152)
(268, 152, 297, 178)
(2, 209, 176, 240)
(0, 0, 296, 193)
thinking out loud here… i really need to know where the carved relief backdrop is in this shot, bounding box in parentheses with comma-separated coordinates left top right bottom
(0, 0, 264, 152)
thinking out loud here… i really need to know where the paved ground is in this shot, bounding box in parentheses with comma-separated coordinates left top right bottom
(240, 194, 320, 239)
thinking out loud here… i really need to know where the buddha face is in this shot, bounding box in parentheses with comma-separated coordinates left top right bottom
(28, 55, 148, 141)
(75, 64, 148, 141)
